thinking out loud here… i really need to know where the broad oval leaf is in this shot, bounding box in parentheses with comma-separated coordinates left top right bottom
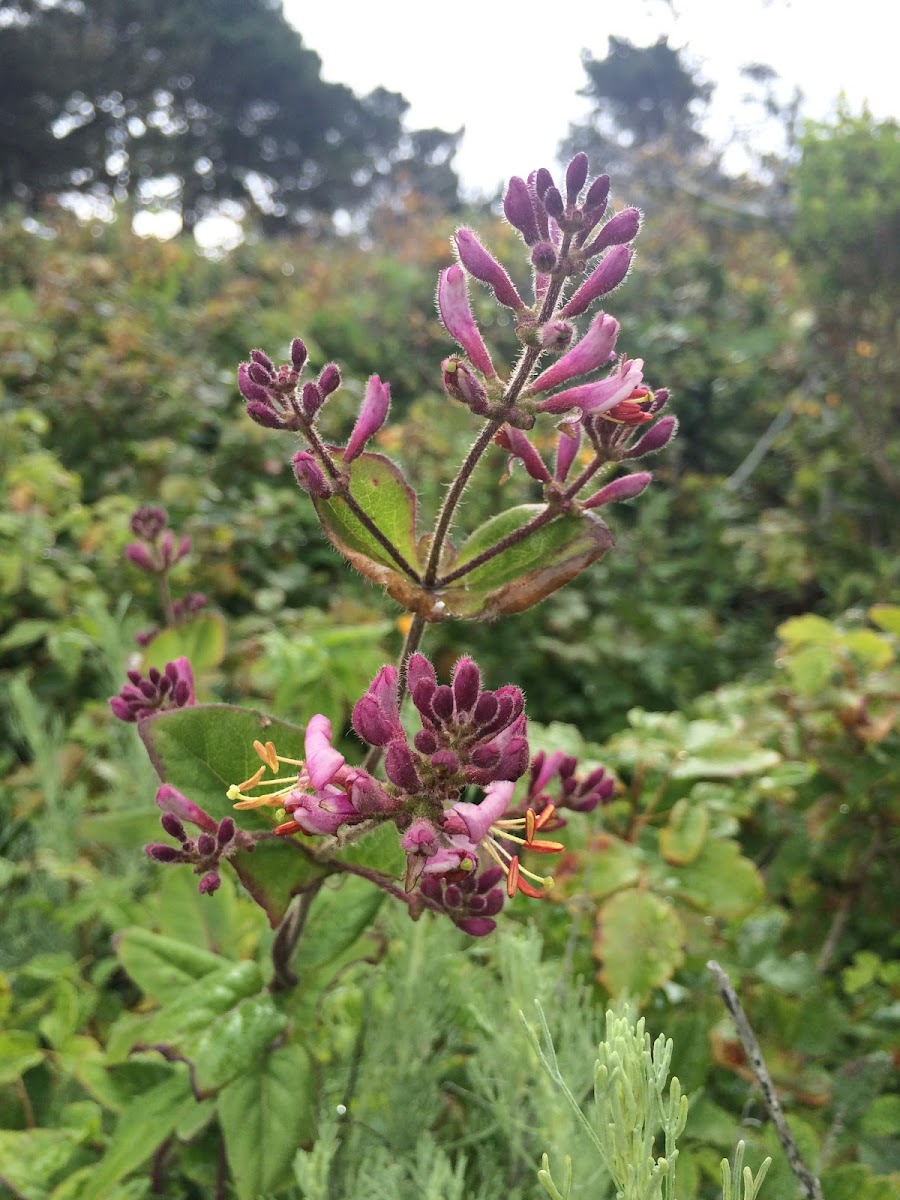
(659, 798, 709, 865)
(141, 613, 227, 675)
(312, 450, 428, 610)
(437, 504, 615, 620)
(594, 889, 685, 998)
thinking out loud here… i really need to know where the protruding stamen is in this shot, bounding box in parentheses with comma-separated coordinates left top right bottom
(525, 808, 536, 842)
(236, 765, 266, 792)
(253, 740, 279, 772)
(274, 819, 302, 836)
(507, 856, 520, 898)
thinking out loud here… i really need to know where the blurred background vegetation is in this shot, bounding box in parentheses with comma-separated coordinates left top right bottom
(0, 3, 897, 1197)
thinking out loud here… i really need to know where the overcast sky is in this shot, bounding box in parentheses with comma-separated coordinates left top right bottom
(284, 0, 898, 197)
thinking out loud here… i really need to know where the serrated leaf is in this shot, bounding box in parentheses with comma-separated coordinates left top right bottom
(594, 889, 685, 997)
(660, 798, 709, 864)
(218, 1042, 315, 1200)
(438, 505, 615, 620)
(312, 450, 427, 609)
(672, 838, 763, 918)
(139, 705, 329, 924)
(141, 613, 227, 675)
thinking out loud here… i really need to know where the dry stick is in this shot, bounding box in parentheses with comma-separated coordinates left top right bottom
(707, 961, 825, 1200)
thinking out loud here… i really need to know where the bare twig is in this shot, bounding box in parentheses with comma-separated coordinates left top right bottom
(708, 961, 824, 1200)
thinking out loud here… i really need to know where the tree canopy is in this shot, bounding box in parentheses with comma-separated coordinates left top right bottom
(0, 0, 460, 229)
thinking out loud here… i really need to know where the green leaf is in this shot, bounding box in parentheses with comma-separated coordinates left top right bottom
(785, 644, 836, 694)
(313, 450, 426, 609)
(581, 833, 642, 899)
(659, 798, 709, 864)
(331, 819, 405, 877)
(139, 705, 329, 924)
(439, 505, 615, 620)
(76, 1070, 197, 1200)
(671, 838, 764, 918)
(0, 1127, 89, 1200)
(869, 604, 900, 635)
(129, 961, 288, 1095)
(218, 1042, 316, 1200)
(842, 628, 894, 669)
(593, 889, 685, 997)
(777, 613, 840, 646)
(0, 618, 52, 652)
(292, 874, 384, 980)
(671, 740, 780, 780)
(115, 928, 225, 1004)
(141, 613, 227, 675)
(0, 1029, 44, 1086)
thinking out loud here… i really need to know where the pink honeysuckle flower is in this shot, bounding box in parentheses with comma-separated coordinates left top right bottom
(529, 313, 620, 395)
(344, 374, 391, 462)
(437, 264, 496, 377)
(283, 781, 360, 836)
(536, 358, 645, 416)
(303, 714, 346, 790)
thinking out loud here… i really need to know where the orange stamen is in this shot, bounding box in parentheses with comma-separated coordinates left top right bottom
(524, 838, 565, 854)
(253, 739, 279, 772)
(525, 809, 536, 842)
(274, 818, 302, 836)
(236, 764, 266, 792)
(534, 803, 556, 830)
(515, 875, 546, 899)
(506, 856, 520, 898)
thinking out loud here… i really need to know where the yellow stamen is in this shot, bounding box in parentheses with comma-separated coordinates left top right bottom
(253, 739, 279, 772)
(236, 765, 266, 792)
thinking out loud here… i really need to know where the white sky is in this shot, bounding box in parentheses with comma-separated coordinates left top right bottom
(284, 0, 899, 197)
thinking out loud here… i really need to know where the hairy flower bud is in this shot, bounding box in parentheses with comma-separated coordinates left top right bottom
(345, 375, 391, 462)
(543, 186, 564, 222)
(560, 246, 633, 318)
(565, 152, 589, 205)
(503, 176, 540, 245)
(318, 363, 341, 396)
(442, 357, 490, 414)
(291, 452, 333, 497)
(583, 471, 652, 509)
(437, 265, 495, 377)
(625, 415, 678, 458)
(494, 426, 551, 483)
(583, 207, 642, 258)
(290, 337, 307, 371)
(125, 542, 156, 572)
(531, 312, 620, 394)
(455, 229, 524, 310)
(531, 242, 558, 273)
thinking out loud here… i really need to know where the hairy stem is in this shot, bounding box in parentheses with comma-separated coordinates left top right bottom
(708, 960, 825, 1200)
(270, 879, 324, 991)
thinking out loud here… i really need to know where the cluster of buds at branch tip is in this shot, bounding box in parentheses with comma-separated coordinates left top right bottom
(125, 505, 190, 574)
(238, 338, 342, 432)
(146, 784, 254, 895)
(109, 657, 195, 722)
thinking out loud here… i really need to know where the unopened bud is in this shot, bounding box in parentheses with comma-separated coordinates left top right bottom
(503, 176, 540, 245)
(565, 153, 589, 205)
(539, 319, 574, 353)
(543, 187, 564, 222)
(345, 374, 391, 462)
(531, 243, 558, 273)
(318, 364, 341, 396)
(245, 400, 284, 429)
(583, 471, 652, 509)
(290, 337, 307, 371)
(583, 207, 642, 258)
(560, 246, 633, 318)
(625, 416, 678, 458)
(455, 229, 524, 310)
(442, 357, 490, 414)
(292, 451, 333, 497)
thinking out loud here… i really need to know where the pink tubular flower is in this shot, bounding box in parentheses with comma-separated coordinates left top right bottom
(529, 312, 620, 394)
(554, 421, 582, 482)
(303, 714, 346, 790)
(437, 265, 495, 377)
(345, 374, 391, 462)
(582, 471, 652, 509)
(536, 359, 645, 416)
(494, 426, 551, 483)
(454, 229, 524, 310)
(560, 245, 634, 318)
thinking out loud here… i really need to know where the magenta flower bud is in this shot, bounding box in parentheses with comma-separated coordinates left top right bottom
(437, 266, 495, 377)
(455, 229, 524, 310)
(583, 173, 611, 213)
(565, 153, 589, 204)
(125, 542, 156, 572)
(531, 243, 557, 273)
(583, 207, 642, 258)
(146, 843, 183, 863)
(407, 652, 437, 695)
(534, 168, 554, 200)
(650, 388, 670, 413)
(539, 320, 574, 352)
(431, 748, 460, 773)
(531, 312, 620, 394)
(503, 176, 540, 245)
(247, 361, 272, 387)
(543, 186, 564, 222)
(197, 870, 221, 895)
(537, 358, 644, 416)
(196, 833, 216, 857)
(583, 471, 652, 509)
(385, 739, 422, 793)
(442, 358, 490, 414)
(238, 362, 272, 405)
(156, 783, 217, 832)
(301, 381, 323, 419)
(352, 695, 395, 747)
(494, 425, 551, 483)
(318, 363, 341, 396)
(217, 817, 236, 848)
(625, 416, 678, 458)
(246, 401, 283, 428)
(130, 506, 167, 539)
(290, 337, 307, 371)
(292, 451, 333, 497)
(555, 420, 582, 482)
(249, 348, 274, 372)
(560, 246, 633, 318)
(160, 813, 188, 841)
(345, 375, 391, 462)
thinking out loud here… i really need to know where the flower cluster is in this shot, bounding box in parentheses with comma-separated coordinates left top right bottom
(146, 784, 254, 895)
(109, 657, 195, 723)
(125, 505, 190, 574)
(224, 655, 577, 933)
